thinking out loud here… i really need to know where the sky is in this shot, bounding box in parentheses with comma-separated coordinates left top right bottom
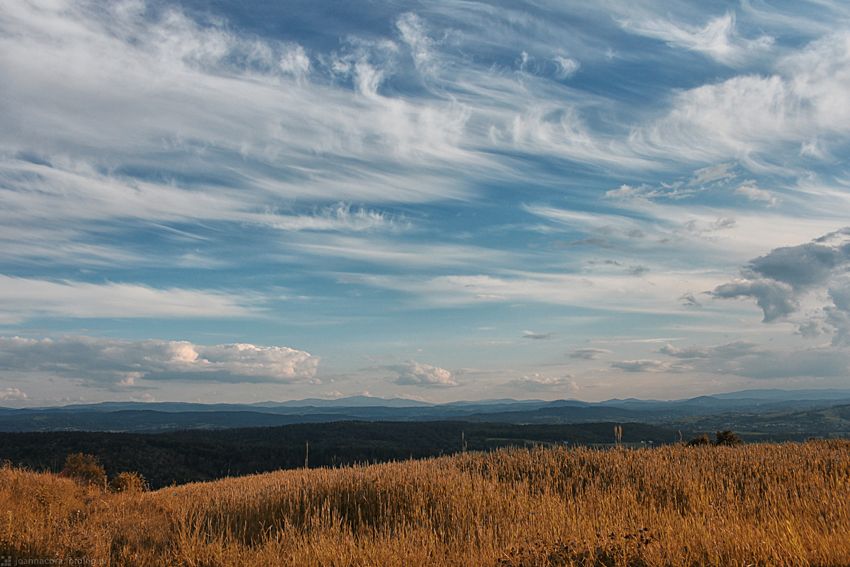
(2, 0, 850, 405)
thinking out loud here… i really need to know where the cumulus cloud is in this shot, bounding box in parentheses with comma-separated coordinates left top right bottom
(0, 387, 27, 401)
(0, 336, 318, 386)
(712, 228, 850, 325)
(389, 361, 457, 387)
(712, 278, 797, 322)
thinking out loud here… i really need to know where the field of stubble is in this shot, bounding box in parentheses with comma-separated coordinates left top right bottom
(2, 441, 849, 566)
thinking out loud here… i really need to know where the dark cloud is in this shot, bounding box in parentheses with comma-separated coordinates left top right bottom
(658, 339, 850, 379)
(729, 349, 849, 379)
(569, 348, 611, 360)
(713, 229, 850, 334)
(522, 330, 554, 340)
(748, 239, 850, 288)
(679, 292, 702, 308)
(611, 359, 673, 373)
(712, 279, 797, 321)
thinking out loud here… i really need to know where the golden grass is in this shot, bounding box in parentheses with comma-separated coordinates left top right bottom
(2, 441, 849, 566)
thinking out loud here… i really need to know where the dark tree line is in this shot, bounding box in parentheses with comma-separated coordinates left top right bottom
(0, 421, 676, 487)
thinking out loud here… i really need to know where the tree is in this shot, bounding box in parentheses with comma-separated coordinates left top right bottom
(60, 453, 106, 487)
(714, 430, 742, 446)
(687, 434, 711, 447)
(110, 471, 148, 493)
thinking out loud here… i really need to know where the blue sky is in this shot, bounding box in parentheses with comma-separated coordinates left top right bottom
(2, 0, 850, 405)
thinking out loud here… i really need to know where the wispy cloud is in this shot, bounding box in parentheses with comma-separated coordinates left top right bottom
(3, 0, 850, 401)
(0, 275, 260, 324)
(630, 32, 850, 169)
(509, 373, 578, 392)
(618, 11, 773, 65)
(522, 330, 553, 340)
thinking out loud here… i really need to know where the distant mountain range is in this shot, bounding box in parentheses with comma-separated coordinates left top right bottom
(1, 388, 849, 433)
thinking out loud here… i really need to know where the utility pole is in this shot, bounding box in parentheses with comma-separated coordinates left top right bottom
(305, 440, 309, 468)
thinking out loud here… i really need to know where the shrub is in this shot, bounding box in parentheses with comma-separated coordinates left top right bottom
(715, 430, 742, 446)
(687, 434, 711, 446)
(110, 471, 149, 493)
(60, 452, 106, 488)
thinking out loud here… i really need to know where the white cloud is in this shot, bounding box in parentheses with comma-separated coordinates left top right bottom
(553, 55, 580, 79)
(298, 236, 512, 269)
(0, 387, 27, 401)
(0, 1, 482, 221)
(396, 13, 436, 76)
(0, 336, 318, 386)
(631, 32, 850, 168)
(0, 275, 259, 324)
(735, 181, 779, 206)
(659, 341, 759, 359)
(265, 204, 406, 233)
(619, 11, 773, 65)
(691, 162, 737, 185)
(348, 269, 722, 315)
(278, 43, 311, 77)
(389, 361, 457, 387)
(510, 373, 579, 392)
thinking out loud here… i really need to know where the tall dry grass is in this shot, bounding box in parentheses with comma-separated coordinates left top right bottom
(1, 441, 849, 566)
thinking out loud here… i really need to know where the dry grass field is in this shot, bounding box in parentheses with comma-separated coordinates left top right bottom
(1, 441, 849, 566)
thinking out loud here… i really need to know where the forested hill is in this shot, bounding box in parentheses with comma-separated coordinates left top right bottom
(0, 421, 675, 487)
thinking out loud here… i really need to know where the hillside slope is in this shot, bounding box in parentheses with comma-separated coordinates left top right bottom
(2, 441, 850, 566)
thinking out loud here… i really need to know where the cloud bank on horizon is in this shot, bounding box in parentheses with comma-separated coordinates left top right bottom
(2, 0, 850, 404)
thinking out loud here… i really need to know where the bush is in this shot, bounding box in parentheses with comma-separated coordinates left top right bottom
(715, 430, 742, 446)
(110, 471, 149, 493)
(60, 453, 106, 487)
(687, 434, 711, 446)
